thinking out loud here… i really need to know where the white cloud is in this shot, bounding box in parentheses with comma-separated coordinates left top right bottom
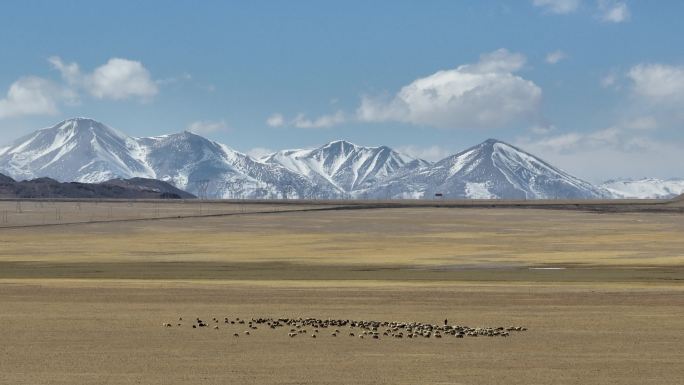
(156, 72, 192, 86)
(624, 116, 658, 131)
(516, 119, 682, 181)
(247, 147, 274, 160)
(266, 113, 285, 127)
(600, 71, 618, 88)
(292, 111, 346, 129)
(533, 0, 632, 23)
(186, 120, 228, 135)
(357, 49, 542, 129)
(522, 139, 682, 182)
(0, 77, 73, 119)
(628, 63, 684, 104)
(532, 0, 581, 14)
(48, 57, 80, 85)
(622, 63, 684, 126)
(598, 0, 630, 23)
(525, 132, 584, 152)
(266, 111, 346, 129)
(529, 123, 556, 135)
(396, 145, 450, 162)
(545, 50, 567, 64)
(49, 56, 158, 101)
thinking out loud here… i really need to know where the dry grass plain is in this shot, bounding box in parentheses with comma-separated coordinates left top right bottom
(0, 200, 683, 384)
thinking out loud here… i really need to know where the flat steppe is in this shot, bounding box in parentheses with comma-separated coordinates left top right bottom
(0, 199, 682, 384)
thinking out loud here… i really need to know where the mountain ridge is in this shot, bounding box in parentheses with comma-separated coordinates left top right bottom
(361, 139, 609, 199)
(262, 139, 430, 195)
(0, 117, 645, 200)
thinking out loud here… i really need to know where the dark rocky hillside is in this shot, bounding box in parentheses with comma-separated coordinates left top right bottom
(0, 173, 195, 199)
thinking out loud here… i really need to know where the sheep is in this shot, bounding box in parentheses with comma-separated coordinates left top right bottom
(164, 315, 525, 341)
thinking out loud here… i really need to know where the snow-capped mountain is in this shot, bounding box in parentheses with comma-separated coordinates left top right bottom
(600, 178, 684, 199)
(0, 118, 316, 199)
(137, 131, 317, 199)
(1, 118, 631, 200)
(262, 140, 429, 196)
(0, 118, 153, 183)
(363, 139, 609, 200)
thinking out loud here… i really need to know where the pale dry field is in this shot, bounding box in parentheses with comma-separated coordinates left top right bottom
(0, 201, 683, 384)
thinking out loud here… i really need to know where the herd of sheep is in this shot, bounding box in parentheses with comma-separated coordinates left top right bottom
(162, 316, 527, 340)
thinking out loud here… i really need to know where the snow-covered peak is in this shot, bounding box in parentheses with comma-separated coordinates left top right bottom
(0, 117, 151, 182)
(0, 119, 624, 200)
(372, 138, 609, 200)
(263, 140, 427, 192)
(49, 117, 129, 141)
(321, 139, 360, 152)
(600, 178, 684, 199)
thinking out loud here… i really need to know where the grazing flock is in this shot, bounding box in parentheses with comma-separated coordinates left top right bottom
(162, 316, 527, 340)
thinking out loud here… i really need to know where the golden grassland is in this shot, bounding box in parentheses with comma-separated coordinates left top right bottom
(0, 200, 683, 384)
(1, 280, 682, 385)
(1, 202, 683, 268)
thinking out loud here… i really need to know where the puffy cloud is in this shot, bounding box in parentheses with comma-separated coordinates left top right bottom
(1, 56, 156, 119)
(48, 56, 80, 85)
(292, 111, 345, 129)
(628, 63, 684, 104)
(623, 63, 684, 126)
(545, 50, 567, 64)
(532, 0, 581, 14)
(598, 0, 630, 23)
(266, 113, 285, 127)
(0, 77, 75, 119)
(49, 56, 158, 101)
(89, 58, 158, 100)
(186, 120, 228, 135)
(357, 49, 542, 129)
(396, 145, 450, 162)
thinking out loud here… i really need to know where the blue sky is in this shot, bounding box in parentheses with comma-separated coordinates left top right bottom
(0, 0, 682, 182)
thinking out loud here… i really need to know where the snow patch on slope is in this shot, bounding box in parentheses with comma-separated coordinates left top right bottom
(449, 149, 477, 176)
(601, 178, 684, 199)
(465, 182, 498, 199)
